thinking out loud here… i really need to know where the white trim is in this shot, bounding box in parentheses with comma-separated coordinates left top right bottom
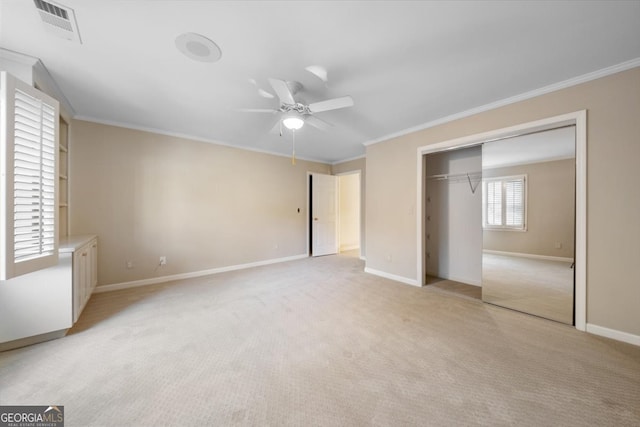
(335, 169, 364, 260)
(0, 49, 75, 117)
(364, 58, 640, 147)
(483, 249, 573, 263)
(364, 267, 419, 287)
(306, 172, 312, 256)
(331, 154, 365, 166)
(0, 329, 67, 352)
(416, 110, 587, 332)
(93, 254, 308, 293)
(73, 116, 324, 164)
(334, 170, 362, 177)
(32, 60, 75, 117)
(0, 48, 39, 67)
(586, 324, 640, 347)
(574, 110, 587, 332)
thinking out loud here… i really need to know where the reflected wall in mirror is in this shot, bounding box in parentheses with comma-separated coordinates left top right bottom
(481, 126, 576, 324)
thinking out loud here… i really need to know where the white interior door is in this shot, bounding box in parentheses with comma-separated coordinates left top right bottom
(311, 173, 338, 256)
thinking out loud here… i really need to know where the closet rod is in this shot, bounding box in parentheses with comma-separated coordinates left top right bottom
(426, 171, 482, 180)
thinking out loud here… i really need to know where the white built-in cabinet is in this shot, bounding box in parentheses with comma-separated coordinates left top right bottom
(0, 235, 98, 351)
(59, 116, 69, 239)
(62, 235, 98, 323)
(0, 65, 99, 351)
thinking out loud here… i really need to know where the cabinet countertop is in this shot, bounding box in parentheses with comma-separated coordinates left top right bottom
(60, 235, 97, 253)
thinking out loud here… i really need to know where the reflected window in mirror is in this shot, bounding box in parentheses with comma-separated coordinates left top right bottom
(482, 175, 527, 231)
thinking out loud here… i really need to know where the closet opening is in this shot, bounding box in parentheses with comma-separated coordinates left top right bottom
(416, 111, 586, 331)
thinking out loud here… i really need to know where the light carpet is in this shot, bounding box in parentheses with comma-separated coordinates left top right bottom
(482, 253, 574, 324)
(1, 252, 639, 426)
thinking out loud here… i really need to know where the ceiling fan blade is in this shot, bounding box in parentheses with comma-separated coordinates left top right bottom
(308, 96, 354, 113)
(305, 65, 328, 83)
(236, 108, 278, 113)
(257, 89, 275, 99)
(249, 78, 275, 99)
(268, 78, 296, 105)
(305, 115, 334, 132)
(269, 117, 283, 136)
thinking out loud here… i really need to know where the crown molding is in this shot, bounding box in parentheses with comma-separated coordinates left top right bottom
(0, 48, 76, 118)
(331, 154, 365, 166)
(73, 115, 329, 165)
(363, 57, 640, 147)
(0, 48, 39, 66)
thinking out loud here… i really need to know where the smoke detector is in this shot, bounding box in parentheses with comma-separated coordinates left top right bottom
(33, 0, 82, 44)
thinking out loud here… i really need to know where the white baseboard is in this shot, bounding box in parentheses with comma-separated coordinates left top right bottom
(0, 329, 67, 352)
(586, 323, 640, 347)
(94, 254, 308, 293)
(340, 245, 360, 252)
(364, 267, 419, 287)
(483, 249, 573, 263)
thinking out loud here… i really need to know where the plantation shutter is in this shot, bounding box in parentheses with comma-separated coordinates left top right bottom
(1, 71, 59, 280)
(483, 175, 526, 231)
(485, 180, 502, 225)
(505, 178, 524, 227)
(13, 89, 57, 261)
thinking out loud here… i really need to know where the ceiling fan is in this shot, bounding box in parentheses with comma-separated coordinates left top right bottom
(240, 69, 354, 134)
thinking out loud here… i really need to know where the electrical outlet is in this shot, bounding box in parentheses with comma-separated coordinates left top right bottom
(126, 261, 134, 269)
(159, 256, 167, 266)
(554, 242, 562, 249)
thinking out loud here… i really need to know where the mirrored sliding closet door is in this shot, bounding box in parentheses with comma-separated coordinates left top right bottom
(481, 126, 576, 324)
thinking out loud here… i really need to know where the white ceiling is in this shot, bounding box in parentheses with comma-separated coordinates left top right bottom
(482, 126, 575, 169)
(1, 1, 639, 164)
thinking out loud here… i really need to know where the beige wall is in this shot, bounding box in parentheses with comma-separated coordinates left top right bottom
(483, 159, 575, 258)
(69, 120, 330, 286)
(332, 157, 366, 258)
(366, 67, 640, 336)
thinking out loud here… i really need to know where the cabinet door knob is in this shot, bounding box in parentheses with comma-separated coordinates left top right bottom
(82, 252, 87, 256)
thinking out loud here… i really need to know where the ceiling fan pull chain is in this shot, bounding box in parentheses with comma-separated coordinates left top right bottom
(292, 129, 296, 165)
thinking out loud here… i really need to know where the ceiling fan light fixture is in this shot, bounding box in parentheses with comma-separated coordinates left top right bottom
(283, 114, 304, 130)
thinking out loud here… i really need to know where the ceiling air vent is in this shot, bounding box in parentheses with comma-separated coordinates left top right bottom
(33, 0, 82, 43)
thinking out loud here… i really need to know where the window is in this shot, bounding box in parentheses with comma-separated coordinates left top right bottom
(483, 175, 526, 231)
(1, 71, 59, 280)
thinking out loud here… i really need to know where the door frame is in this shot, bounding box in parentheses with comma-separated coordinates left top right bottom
(307, 171, 362, 258)
(306, 172, 338, 256)
(335, 170, 362, 258)
(416, 110, 587, 331)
